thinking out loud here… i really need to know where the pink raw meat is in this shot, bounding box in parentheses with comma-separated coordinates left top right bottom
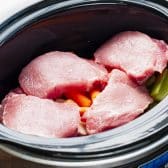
(153, 39, 168, 61)
(83, 69, 153, 134)
(2, 93, 80, 138)
(19, 51, 108, 98)
(94, 31, 168, 84)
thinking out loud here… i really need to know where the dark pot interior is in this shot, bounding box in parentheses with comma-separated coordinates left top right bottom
(0, 0, 167, 161)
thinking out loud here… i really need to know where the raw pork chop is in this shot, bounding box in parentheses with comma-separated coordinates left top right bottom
(83, 69, 153, 134)
(2, 93, 80, 138)
(94, 31, 168, 84)
(19, 51, 108, 98)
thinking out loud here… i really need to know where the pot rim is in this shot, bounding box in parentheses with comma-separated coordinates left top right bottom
(0, 0, 167, 154)
(0, 134, 167, 167)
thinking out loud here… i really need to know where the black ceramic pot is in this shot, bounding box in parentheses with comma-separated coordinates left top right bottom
(0, 0, 167, 167)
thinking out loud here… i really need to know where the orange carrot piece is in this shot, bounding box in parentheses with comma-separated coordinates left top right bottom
(80, 107, 89, 115)
(91, 90, 100, 101)
(66, 91, 92, 107)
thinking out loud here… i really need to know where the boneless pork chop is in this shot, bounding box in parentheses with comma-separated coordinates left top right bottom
(94, 31, 168, 84)
(19, 51, 108, 98)
(2, 93, 80, 138)
(153, 39, 168, 61)
(83, 69, 153, 134)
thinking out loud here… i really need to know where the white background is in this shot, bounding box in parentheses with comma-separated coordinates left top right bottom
(0, 0, 42, 24)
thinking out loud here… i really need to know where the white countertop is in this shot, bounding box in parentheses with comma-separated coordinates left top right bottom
(0, 0, 42, 24)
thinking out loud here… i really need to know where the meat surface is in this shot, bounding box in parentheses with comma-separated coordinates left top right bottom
(19, 51, 108, 98)
(153, 39, 168, 61)
(2, 93, 80, 138)
(94, 31, 168, 84)
(83, 69, 153, 134)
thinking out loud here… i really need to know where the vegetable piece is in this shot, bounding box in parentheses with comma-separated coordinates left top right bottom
(66, 91, 92, 107)
(145, 75, 156, 88)
(80, 107, 89, 116)
(151, 69, 168, 101)
(90, 90, 100, 101)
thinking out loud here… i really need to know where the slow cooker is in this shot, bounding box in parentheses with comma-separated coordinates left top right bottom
(0, 0, 167, 167)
